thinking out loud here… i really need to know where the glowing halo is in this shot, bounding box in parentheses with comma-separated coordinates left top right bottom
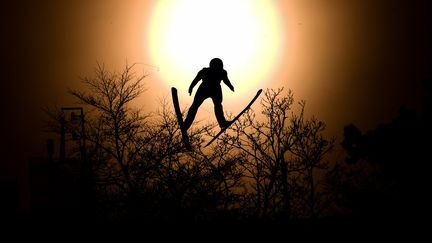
(148, 0, 283, 98)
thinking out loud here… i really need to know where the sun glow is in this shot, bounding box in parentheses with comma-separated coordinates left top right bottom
(148, 0, 283, 98)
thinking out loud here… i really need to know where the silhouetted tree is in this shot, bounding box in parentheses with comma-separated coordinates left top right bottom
(216, 88, 335, 220)
(69, 63, 148, 194)
(134, 101, 245, 222)
(327, 83, 432, 226)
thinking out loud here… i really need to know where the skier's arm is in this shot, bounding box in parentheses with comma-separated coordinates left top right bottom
(189, 71, 203, 95)
(222, 71, 235, 92)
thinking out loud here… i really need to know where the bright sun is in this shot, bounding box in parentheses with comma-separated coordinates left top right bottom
(148, 0, 283, 99)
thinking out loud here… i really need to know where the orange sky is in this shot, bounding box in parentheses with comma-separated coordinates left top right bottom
(1, 0, 430, 176)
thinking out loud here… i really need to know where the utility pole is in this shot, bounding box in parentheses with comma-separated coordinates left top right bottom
(60, 107, 92, 216)
(60, 107, 86, 162)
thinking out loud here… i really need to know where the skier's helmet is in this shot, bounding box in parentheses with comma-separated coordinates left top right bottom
(209, 58, 223, 70)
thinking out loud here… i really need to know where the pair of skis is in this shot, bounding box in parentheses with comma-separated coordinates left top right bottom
(171, 87, 262, 151)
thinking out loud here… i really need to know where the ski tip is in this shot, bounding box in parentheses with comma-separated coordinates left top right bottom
(171, 87, 177, 92)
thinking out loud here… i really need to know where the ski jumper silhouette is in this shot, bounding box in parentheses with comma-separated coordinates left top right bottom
(183, 58, 235, 130)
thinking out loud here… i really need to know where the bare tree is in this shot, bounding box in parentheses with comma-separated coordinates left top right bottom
(218, 88, 335, 219)
(137, 100, 246, 221)
(69, 63, 149, 198)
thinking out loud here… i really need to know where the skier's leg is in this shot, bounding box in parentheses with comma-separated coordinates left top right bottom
(214, 103, 229, 129)
(212, 87, 229, 129)
(184, 90, 207, 130)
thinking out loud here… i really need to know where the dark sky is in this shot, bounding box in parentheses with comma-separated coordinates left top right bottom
(1, 0, 431, 180)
